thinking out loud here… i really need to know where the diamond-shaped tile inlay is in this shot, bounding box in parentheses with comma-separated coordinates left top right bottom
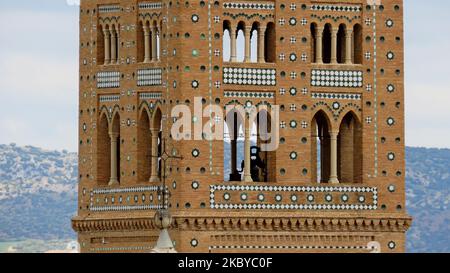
(310, 4, 361, 12)
(137, 68, 163, 86)
(223, 67, 276, 86)
(224, 91, 275, 99)
(223, 2, 275, 10)
(311, 69, 363, 88)
(97, 71, 120, 88)
(311, 92, 362, 100)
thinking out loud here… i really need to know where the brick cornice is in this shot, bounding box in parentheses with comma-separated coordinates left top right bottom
(72, 215, 412, 233)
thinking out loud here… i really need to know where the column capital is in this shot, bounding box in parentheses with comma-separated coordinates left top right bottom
(329, 130, 339, 138)
(316, 27, 324, 37)
(245, 26, 254, 33)
(150, 129, 160, 135)
(109, 132, 119, 139)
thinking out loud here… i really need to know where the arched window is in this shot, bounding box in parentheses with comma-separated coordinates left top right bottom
(138, 108, 152, 182)
(97, 25, 108, 64)
(265, 22, 276, 63)
(353, 24, 363, 64)
(137, 21, 145, 63)
(310, 23, 317, 63)
(97, 112, 110, 186)
(337, 24, 346, 64)
(236, 22, 246, 62)
(157, 20, 162, 60)
(152, 108, 163, 181)
(150, 21, 159, 62)
(110, 112, 121, 185)
(250, 22, 259, 63)
(251, 110, 275, 182)
(322, 24, 332, 64)
(224, 110, 245, 182)
(338, 112, 363, 183)
(110, 24, 119, 64)
(223, 21, 231, 62)
(311, 111, 331, 183)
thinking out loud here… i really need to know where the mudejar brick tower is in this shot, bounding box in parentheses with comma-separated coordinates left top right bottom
(72, 0, 412, 253)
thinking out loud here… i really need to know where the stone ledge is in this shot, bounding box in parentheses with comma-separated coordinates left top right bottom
(72, 215, 412, 233)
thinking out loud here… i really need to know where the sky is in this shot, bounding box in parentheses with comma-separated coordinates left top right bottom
(0, 0, 449, 152)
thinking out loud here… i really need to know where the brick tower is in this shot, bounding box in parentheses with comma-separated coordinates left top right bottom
(73, 0, 412, 253)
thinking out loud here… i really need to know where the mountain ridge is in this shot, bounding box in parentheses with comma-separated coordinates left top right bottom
(0, 143, 449, 252)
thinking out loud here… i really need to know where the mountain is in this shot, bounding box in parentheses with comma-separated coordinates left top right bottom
(0, 143, 449, 252)
(405, 147, 450, 252)
(0, 144, 77, 240)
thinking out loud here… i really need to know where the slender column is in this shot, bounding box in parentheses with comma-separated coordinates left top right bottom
(244, 27, 252, 63)
(231, 118, 237, 176)
(231, 139, 237, 174)
(144, 25, 151, 63)
(149, 129, 160, 183)
(319, 136, 326, 183)
(111, 30, 117, 64)
(329, 130, 339, 184)
(108, 133, 119, 186)
(157, 25, 161, 60)
(230, 24, 237, 62)
(243, 115, 253, 182)
(103, 29, 111, 65)
(316, 27, 323, 64)
(345, 29, 353, 64)
(258, 26, 266, 63)
(331, 27, 338, 64)
(151, 26, 158, 62)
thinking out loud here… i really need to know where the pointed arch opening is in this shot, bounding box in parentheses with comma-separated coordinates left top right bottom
(236, 21, 246, 62)
(97, 112, 110, 186)
(138, 108, 152, 183)
(224, 110, 245, 182)
(251, 109, 275, 182)
(151, 21, 159, 62)
(223, 20, 231, 62)
(310, 23, 317, 63)
(322, 24, 332, 64)
(110, 112, 121, 185)
(353, 24, 363, 64)
(250, 22, 259, 63)
(311, 111, 331, 183)
(98, 25, 105, 65)
(265, 22, 276, 63)
(151, 107, 163, 182)
(110, 24, 119, 64)
(157, 20, 162, 60)
(137, 21, 145, 63)
(337, 112, 363, 183)
(337, 24, 346, 64)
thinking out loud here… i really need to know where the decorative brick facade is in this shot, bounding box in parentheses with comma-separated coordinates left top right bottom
(73, 0, 412, 253)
